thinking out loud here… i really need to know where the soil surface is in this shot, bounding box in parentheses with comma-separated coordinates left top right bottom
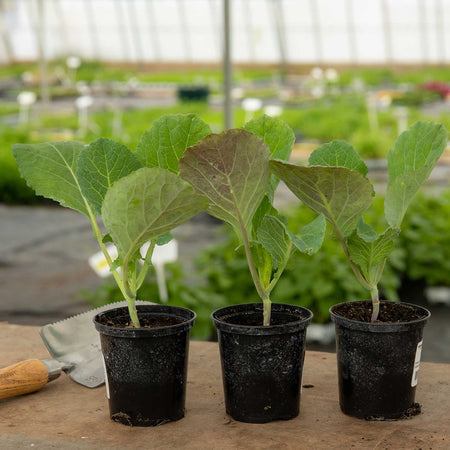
(333, 301, 428, 323)
(223, 311, 309, 326)
(97, 313, 186, 329)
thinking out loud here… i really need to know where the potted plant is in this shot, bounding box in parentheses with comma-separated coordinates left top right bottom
(12, 113, 211, 426)
(179, 115, 326, 423)
(271, 121, 448, 419)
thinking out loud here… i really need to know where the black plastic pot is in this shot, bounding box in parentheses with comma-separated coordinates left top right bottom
(330, 300, 430, 420)
(212, 303, 313, 423)
(94, 304, 195, 426)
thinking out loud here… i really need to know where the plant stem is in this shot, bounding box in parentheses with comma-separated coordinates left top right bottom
(333, 223, 373, 291)
(263, 298, 272, 327)
(87, 210, 130, 298)
(122, 258, 140, 328)
(242, 231, 272, 325)
(136, 240, 156, 290)
(126, 296, 140, 328)
(267, 245, 292, 295)
(84, 204, 140, 327)
(370, 286, 380, 322)
(232, 199, 271, 325)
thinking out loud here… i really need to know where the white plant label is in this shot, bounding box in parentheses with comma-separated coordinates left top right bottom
(102, 355, 110, 399)
(411, 340, 423, 387)
(89, 240, 178, 302)
(88, 244, 119, 278)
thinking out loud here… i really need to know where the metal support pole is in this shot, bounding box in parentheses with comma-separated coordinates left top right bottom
(35, 0, 50, 106)
(381, 0, 393, 64)
(243, 0, 255, 62)
(309, 0, 323, 64)
(435, 0, 446, 64)
(128, 0, 145, 63)
(115, 0, 132, 62)
(223, 0, 233, 129)
(145, 0, 161, 61)
(209, 0, 222, 58)
(345, 0, 357, 64)
(0, 0, 14, 62)
(178, 0, 192, 61)
(269, 0, 288, 77)
(52, 0, 70, 55)
(418, 0, 428, 64)
(84, 0, 100, 60)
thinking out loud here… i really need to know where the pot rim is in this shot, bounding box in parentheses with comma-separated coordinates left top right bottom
(94, 304, 196, 338)
(212, 302, 313, 336)
(329, 300, 431, 333)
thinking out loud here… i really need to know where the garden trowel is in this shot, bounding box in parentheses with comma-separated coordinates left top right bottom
(0, 300, 151, 400)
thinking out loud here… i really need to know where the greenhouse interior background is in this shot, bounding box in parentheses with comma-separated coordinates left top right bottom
(0, 0, 449, 364)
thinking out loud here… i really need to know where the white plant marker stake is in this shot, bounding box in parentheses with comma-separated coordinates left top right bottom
(75, 95, 95, 137)
(231, 87, 244, 100)
(310, 67, 323, 80)
(89, 244, 119, 277)
(264, 105, 283, 117)
(242, 98, 263, 123)
(325, 68, 339, 83)
(89, 240, 178, 303)
(112, 107, 123, 138)
(394, 106, 409, 135)
(17, 91, 37, 125)
(66, 56, 81, 85)
(366, 93, 379, 131)
(141, 240, 178, 303)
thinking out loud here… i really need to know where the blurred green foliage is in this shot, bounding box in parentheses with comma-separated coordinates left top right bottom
(82, 189, 450, 339)
(338, 67, 450, 86)
(2, 64, 450, 203)
(0, 61, 275, 84)
(400, 190, 450, 287)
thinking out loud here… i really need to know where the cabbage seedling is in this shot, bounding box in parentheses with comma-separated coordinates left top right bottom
(271, 121, 447, 321)
(12, 114, 210, 327)
(180, 115, 326, 326)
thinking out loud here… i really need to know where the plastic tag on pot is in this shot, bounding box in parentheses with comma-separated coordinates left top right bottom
(102, 355, 110, 399)
(411, 340, 423, 387)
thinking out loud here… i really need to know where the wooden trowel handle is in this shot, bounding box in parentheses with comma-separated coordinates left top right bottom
(0, 360, 49, 400)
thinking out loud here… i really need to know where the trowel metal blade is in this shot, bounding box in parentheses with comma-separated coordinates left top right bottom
(39, 300, 152, 388)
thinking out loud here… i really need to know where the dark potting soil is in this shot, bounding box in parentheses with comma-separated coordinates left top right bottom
(365, 403, 421, 421)
(222, 311, 308, 326)
(111, 411, 172, 427)
(97, 313, 187, 329)
(334, 302, 428, 323)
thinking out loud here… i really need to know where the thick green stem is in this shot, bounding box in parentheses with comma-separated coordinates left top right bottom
(241, 225, 270, 306)
(263, 298, 272, 326)
(126, 296, 140, 328)
(122, 258, 140, 328)
(370, 286, 380, 322)
(87, 210, 132, 300)
(85, 206, 140, 327)
(232, 199, 271, 325)
(78, 181, 138, 325)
